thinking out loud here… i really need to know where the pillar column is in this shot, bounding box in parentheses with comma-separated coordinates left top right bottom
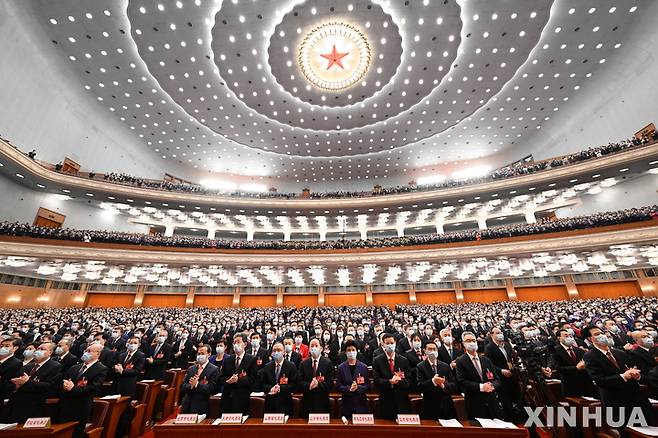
(232, 287, 241, 307)
(635, 269, 657, 297)
(133, 285, 145, 307)
(75, 283, 88, 306)
(246, 230, 254, 241)
(477, 217, 487, 231)
(504, 278, 517, 301)
(276, 287, 284, 306)
(408, 283, 417, 304)
(318, 287, 325, 306)
(185, 286, 196, 308)
(164, 225, 175, 237)
(283, 230, 291, 241)
(435, 222, 444, 234)
(524, 210, 537, 224)
(563, 274, 580, 300)
(319, 230, 327, 242)
(454, 281, 464, 304)
(365, 285, 373, 306)
(396, 227, 405, 237)
(359, 229, 368, 240)
(207, 228, 216, 239)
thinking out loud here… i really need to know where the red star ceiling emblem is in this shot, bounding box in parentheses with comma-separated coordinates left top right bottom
(320, 45, 349, 70)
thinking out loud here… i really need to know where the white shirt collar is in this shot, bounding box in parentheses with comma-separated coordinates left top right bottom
(0, 354, 14, 364)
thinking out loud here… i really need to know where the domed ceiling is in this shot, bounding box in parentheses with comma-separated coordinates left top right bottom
(19, 0, 645, 186)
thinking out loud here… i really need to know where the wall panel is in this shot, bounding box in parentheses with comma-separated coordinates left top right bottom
(193, 295, 233, 308)
(325, 293, 366, 307)
(142, 294, 187, 307)
(515, 286, 569, 302)
(87, 293, 135, 308)
(282, 294, 319, 307)
(0, 284, 84, 308)
(415, 291, 457, 304)
(576, 281, 642, 299)
(240, 294, 277, 307)
(372, 292, 410, 306)
(463, 288, 509, 303)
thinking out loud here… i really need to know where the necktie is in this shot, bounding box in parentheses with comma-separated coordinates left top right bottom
(605, 351, 620, 369)
(448, 347, 452, 358)
(78, 365, 87, 379)
(275, 363, 281, 381)
(567, 348, 576, 363)
(154, 344, 160, 357)
(432, 362, 437, 375)
(285, 353, 290, 362)
(312, 359, 318, 376)
(29, 364, 40, 377)
(236, 356, 241, 369)
(500, 345, 508, 361)
(388, 357, 395, 374)
(472, 356, 483, 380)
(125, 354, 132, 364)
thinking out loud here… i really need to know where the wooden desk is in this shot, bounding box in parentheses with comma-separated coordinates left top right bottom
(0, 422, 77, 438)
(141, 380, 163, 433)
(99, 396, 130, 438)
(154, 418, 528, 438)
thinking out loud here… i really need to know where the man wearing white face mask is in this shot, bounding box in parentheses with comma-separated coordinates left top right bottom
(5, 342, 61, 423)
(0, 338, 22, 402)
(112, 336, 145, 397)
(583, 325, 654, 427)
(456, 331, 503, 420)
(180, 345, 219, 415)
(299, 338, 334, 415)
(628, 330, 657, 378)
(372, 333, 413, 419)
(220, 333, 257, 415)
(437, 328, 461, 369)
(145, 329, 172, 380)
(550, 329, 596, 397)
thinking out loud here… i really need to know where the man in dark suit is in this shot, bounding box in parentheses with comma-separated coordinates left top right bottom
(582, 325, 654, 427)
(220, 333, 257, 415)
(396, 325, 414, 354)
(112, 336, 146, 398)
(282, 338, 302, 367)
(298, 338, 334, 415)
(628, 330, 657, 376)
(437, 328, 462, 371)
(248, 332, 269, 369)
(484, 327, 521, 420)
(0, 338, 22, 402)
(456, 331, 503, 420)
(372, 333, 413, 419)
(107, 328, 127, 353)
(416, 341, 458, 419)
(171, 329, 194, 369)
(180, 345, 219, 415)
(144, 330, 172, 380)
(5, 342, 62, 423)
(550, 329, 596, 397)
(57, 343, 108, 438)
(261, 342, 298, 416)
(55, 338, 80, 374)
(92, 333, 117, 370)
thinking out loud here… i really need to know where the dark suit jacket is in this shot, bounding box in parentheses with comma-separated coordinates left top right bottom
(283, 351, 301, 367)
(247, 346, 269, 369)
(144, 342, 172, 380)
(372, 353, 413, 419)
(5, 359, 62, 423)
(484, 341, 519, 396)
(220, 354, 257, 414)
(0, 356, 22, 401)
(437, 344, 462, 365)
(551, 345, 596, 397)
(99, 347, 117, 370)
(397, 337, 412, 354)
(57, 352, 80, 375)
(455, 353, 503, 419)
(180, 362, 220, 415)
(584, 347, 653, 425)
(628, 346, 657, 376)
(336, 360, 369, 418)
(106, 337, 126, 353)
(261, 360, 297, 416)
(416, 360, 458, 419)
(57, 361, 108, 438)
(171, 338, 195, 369)
(112, 350, 146, 397)
(298, 356, 334, 414)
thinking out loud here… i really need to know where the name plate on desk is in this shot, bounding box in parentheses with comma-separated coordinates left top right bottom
(352, 414, 374, 425)
(220, 413, 247, 424)
(308, 413, 330, 424)
(175, 414, 200, 424)
(24, 417, 51, 428)
(263, 413, 287, 424)
(397, 414, 420, 425)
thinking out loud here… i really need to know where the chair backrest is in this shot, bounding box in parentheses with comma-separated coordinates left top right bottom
(164, 370, 176, 387)
(135, 382, 150, 404)
(452, 395, 467, 420)
(292, 396, 301, 419)
(249, 396, 265, 418)
(90, 399, 111, 428)
(410, 397, 422, 416)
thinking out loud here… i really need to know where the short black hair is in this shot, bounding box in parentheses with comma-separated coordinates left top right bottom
(424, 341, 438, 349)
(381, 333, 396, 343)
(344, 340, 358, 351)
(581, 325, 598, 339)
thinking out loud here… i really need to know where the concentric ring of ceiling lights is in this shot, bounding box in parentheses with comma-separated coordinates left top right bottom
(31, 0, 640, 179)
(297, 22, 371, 91)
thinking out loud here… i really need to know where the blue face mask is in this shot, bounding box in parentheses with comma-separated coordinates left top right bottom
(384, 343, 396, 353)
(23, 349, 34, 359)
(196, 355, 208, 364)
(81, 352, 92, 362)
(272, 351, 283, 362)
(346, 351, 357, 360)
